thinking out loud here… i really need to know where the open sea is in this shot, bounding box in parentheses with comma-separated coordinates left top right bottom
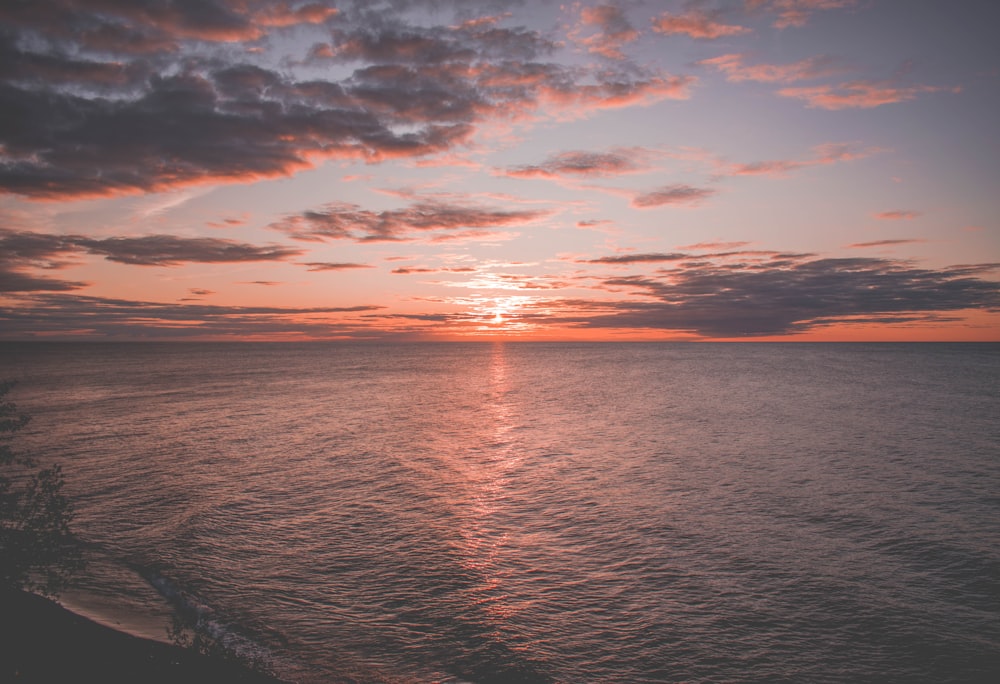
(1, 341, 998, 683)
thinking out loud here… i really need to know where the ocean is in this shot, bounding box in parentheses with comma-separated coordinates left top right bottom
(1, 341, 998, 683)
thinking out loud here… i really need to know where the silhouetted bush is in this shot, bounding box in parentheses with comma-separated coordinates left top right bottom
(0, 381, 82, 596)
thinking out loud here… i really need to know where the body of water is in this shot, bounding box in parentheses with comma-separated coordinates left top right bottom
(1, 342, 998, 682)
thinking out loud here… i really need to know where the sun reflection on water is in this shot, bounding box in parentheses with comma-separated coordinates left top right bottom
(455, 342, 524, 628)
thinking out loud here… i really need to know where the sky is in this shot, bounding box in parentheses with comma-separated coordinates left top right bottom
(1, 0, 998, 342)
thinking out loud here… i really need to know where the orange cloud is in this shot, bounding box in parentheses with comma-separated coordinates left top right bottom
(253, 3, 338, 28)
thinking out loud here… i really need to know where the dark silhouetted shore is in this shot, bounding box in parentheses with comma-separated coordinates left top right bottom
(0, 589, 285, 683)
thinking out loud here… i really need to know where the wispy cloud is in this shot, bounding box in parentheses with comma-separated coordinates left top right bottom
(391, 266, 478, 275)
(698, 53, 846, 83)
(778, 79, 959, 110)
(0, 229, 302, 291)
(847, 239, 926, 248)
(579, 252, 690, 264)
(745, 0, 860, 29)
(501, 148, 649, 179)
(571, 5, 640, 60)
(631, 185, 715, 208)
(873, 210, 921, 221)
(72, 235, 302, 266)
(679, 240, 753, 250)
(651, 10, 750, 39)
(699, 52, 957, 111)
(0, 293, 384, 339)
(721, 142, 878, 178)
(301, 262, 374, 271)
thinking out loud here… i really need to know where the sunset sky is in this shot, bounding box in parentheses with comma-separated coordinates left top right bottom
(1, 0, 998, 341)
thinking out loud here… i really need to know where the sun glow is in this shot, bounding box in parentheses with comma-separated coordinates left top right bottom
(472, 295, 538, 335)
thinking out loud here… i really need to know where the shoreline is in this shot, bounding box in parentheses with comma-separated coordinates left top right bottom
(0, 589, 286, 683)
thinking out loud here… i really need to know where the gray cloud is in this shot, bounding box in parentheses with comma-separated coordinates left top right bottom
(632, 185, 716, 208)
(580, 257, 1000, 336)
(72, 235, 303, 266)
(0, 293, 385, 339)
(581, 253, 690, 264)
(271, 199, 549, 242)
(0, 2, 691, 199)
(503, 150, 643, 179)
(302, 262, 374, 271)
(0, 229, 303, 291)
(848, 239, 926, 249)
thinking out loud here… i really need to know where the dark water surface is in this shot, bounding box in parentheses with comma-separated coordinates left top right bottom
(2, 342, 998, 682)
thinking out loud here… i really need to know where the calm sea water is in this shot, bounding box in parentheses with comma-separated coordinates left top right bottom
(1, 342, 998, 683)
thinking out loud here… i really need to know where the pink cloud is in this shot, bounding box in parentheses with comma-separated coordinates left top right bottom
(573, 5, 640, 60)
(391, 266, 478, 275)
(651, 10, 750, 39)
(253, 3, 338, 28)
(746, 0, 860, 29)
(778, 80, 959, 110)
(724, 142, 878, 178)
(848, 239, 926, 248)
(632, 185, 715, 208)
(302, 262, 374, 271)
(540, 73, 696, 114)
(679, 241, 753, 250)
(698, 53, 845, 83)
(503, 149, 648, 179)
(874, 210, 921, 220)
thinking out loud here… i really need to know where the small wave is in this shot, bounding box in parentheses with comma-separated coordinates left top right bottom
(142, 569, 274, 669)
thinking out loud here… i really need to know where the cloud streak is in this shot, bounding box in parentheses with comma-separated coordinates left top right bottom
(746, 0, 860, 29)
(0, 229, 302, 291)
(874, 210, 921, 221)
(698, 53, 845, 83)
(722, 142, 878, 178)
(271, 198, 549, 243)
(631, 185, 715, 208)
(651, 10, 750, 39)
(0, 293, 384, 339)
(501, 149, 647, 179)
(778, 80, 959, 110)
